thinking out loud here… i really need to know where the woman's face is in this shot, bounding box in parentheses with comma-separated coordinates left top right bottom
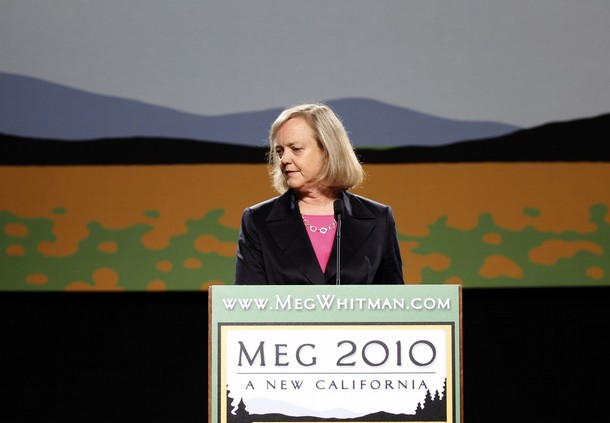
(274, 117, 326, 194)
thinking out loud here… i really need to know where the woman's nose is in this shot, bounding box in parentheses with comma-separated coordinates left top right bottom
(280, 151, 292, 164)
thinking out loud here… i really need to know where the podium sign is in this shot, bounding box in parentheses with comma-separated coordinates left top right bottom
(209, 285, 462, 423)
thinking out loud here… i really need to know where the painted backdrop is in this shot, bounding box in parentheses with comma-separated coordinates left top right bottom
(1, 1, 609, 291)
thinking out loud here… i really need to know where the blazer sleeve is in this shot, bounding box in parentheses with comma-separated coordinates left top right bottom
(373, 206, 404, 284)
(234, 207, 268, 285)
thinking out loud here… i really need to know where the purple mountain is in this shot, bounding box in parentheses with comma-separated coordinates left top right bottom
(0, 71, 519, 147)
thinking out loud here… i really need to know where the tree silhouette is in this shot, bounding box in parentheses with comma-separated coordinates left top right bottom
(414, 379, 448, 421)
(226, 387, 251, 423)
(234, 398, 250, 423)
(226, 387, 237, 423)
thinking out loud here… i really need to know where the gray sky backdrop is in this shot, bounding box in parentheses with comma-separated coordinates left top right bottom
(1, 0, 609, 128)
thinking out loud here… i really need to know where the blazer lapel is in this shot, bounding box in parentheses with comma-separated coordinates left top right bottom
(267, 192, 326, 285)
(324, 192, 375, 283)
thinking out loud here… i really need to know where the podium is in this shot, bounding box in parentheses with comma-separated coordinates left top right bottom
(209, 285, 462, 423)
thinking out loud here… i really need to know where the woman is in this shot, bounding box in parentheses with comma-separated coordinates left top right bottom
(235, 103, 403, 285)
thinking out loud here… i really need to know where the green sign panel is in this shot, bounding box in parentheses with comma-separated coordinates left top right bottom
(209, 285, 463, 423)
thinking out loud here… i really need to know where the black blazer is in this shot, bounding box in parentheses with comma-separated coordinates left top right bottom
(235, 190, 404, 285)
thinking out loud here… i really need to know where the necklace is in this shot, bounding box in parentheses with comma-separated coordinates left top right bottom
(302, 216, 337, 235)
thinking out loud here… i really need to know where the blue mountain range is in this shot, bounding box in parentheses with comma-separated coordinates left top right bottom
(0, 71, 519, 147)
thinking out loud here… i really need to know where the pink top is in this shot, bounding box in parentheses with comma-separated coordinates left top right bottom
(302, 214, 337, 272)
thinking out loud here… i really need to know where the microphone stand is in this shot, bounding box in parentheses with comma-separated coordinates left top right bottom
(333, 199, 343, 285)
(335, 213, 341, 285)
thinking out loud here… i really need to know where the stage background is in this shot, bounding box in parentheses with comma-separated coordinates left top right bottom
(1, 1, 610, 291)
(1, 1, 609, 421)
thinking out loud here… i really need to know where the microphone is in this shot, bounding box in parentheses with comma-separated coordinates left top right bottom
(333, 199, 344, 285)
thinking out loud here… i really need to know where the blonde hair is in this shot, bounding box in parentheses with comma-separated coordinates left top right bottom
(268, 103, 365, 194)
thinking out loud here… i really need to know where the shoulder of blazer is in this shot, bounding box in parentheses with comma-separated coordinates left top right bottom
(342, 191, 388, 219)
(247, 191, 296, 222)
